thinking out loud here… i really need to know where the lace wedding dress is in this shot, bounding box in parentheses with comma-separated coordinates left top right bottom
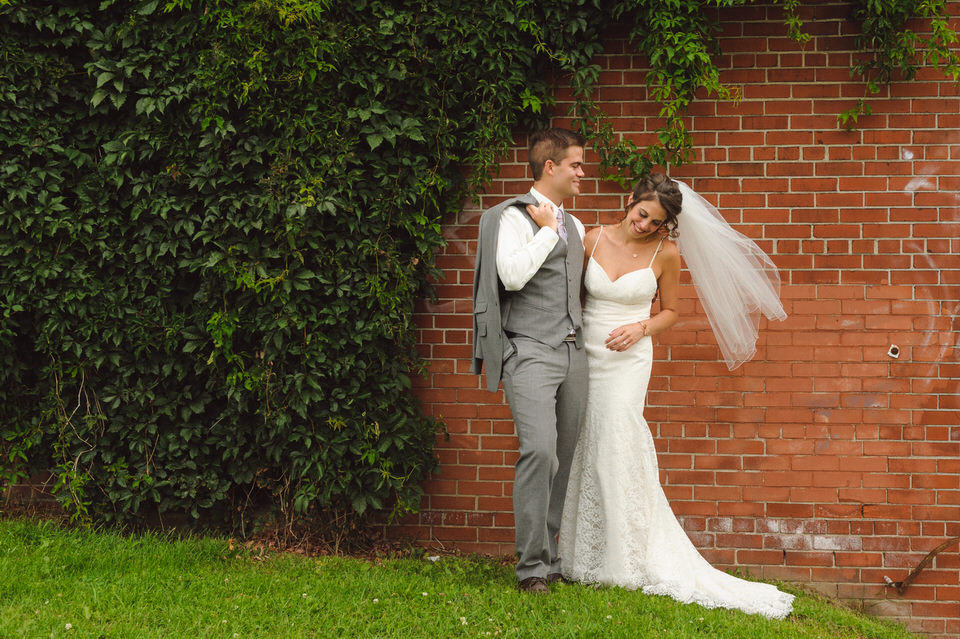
(558, 233, 794, 619)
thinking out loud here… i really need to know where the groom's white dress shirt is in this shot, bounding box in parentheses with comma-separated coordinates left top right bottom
(496, 187, 585, 291)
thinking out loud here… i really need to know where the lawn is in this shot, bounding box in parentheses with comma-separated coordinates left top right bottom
(0, 518, 920, 638)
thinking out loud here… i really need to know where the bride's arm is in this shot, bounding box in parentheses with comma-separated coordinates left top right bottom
(643, 241, 680, 337)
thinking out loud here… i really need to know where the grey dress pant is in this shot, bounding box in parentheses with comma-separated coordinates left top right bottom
(501, 335, 588, 581)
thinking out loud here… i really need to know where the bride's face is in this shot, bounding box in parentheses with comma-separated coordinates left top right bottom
(623, 195, 667, 239)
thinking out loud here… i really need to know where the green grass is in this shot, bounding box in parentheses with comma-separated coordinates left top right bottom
(0, 518, 920, 639)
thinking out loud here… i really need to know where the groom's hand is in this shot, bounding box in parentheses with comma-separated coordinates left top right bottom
(526, 202, 559, 232)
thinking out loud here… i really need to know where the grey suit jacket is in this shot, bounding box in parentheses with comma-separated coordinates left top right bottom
(471, 193, 539, 392)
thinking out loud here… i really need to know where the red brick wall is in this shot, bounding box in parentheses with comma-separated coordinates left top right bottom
(400, 2, 960, 636)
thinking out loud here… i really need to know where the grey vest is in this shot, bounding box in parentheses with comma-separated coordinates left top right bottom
(502, 210, 584, 347)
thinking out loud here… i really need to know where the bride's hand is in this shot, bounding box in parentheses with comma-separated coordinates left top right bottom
(605, 322, 648, 351)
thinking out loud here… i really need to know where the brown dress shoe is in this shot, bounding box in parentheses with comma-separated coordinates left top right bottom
(517, 576, 549, 593)
(547, 572, 571, 585)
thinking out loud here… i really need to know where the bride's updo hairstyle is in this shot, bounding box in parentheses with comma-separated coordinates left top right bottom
(628, 173, 683, 237)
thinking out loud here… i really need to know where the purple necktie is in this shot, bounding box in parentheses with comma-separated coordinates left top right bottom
(556, 206, 567, 243)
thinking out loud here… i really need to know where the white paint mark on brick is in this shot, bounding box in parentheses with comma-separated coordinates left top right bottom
(769, 534, 811, 550)
(903, 176, 933, 191)
(759, 519, 780, 533)
(709, 517, 733, 532)
(813, 535, 862, 551)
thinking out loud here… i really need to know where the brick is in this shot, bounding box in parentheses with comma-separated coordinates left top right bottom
(430, 496, 476, 511)
(737, 549, 785, 564)
(835, 552, 882, 567)
(785, 551, 834, 566)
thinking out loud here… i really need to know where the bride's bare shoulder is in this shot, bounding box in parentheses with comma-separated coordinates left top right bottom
(657, 237, 680, 266)
(584, 225, 603, 241)
(583, 226, 603, 254)
(660, 237, 679, 255)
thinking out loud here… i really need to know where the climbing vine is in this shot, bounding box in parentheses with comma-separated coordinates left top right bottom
(566, 0, 960, 177)
(840, 0, 960, 127)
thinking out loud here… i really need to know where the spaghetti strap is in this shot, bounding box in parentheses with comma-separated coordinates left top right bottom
(592, 226, 607, 259)
(648, 236, 666, 268)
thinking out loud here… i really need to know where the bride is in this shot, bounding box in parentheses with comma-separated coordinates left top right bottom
(555, 173, 794, 618)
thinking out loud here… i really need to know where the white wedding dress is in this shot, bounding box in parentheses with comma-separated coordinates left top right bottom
(558, 231, 794, 619)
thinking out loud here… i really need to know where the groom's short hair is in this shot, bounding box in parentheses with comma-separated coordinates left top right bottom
(528, 128, 586, 181)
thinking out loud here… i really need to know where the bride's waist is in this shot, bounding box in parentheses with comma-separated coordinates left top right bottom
(584, 299, 651, 322)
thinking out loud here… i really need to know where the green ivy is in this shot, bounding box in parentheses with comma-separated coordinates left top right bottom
(0, 0, 604, 531)
(1, 0, 955, 534)
(576, 0, 747, 183)
(842, 0, 960, 127)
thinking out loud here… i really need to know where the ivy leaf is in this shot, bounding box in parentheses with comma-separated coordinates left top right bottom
(96, 72, 115, 88)
(365, 133, 383, 150)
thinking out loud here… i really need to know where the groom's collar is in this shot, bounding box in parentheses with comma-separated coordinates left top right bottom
(529, 187, 563, 211)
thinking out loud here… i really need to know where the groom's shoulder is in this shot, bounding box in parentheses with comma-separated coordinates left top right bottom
(486, 192, 536, 212)
(480, 193, 535, 225)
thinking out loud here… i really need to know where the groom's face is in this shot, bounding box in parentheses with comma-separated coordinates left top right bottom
(546, 145, 585, 201)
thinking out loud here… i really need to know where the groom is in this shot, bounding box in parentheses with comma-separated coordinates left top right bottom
(471, 128, 588, 593)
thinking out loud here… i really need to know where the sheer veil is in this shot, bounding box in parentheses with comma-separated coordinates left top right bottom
(673, 181, 787, 369)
